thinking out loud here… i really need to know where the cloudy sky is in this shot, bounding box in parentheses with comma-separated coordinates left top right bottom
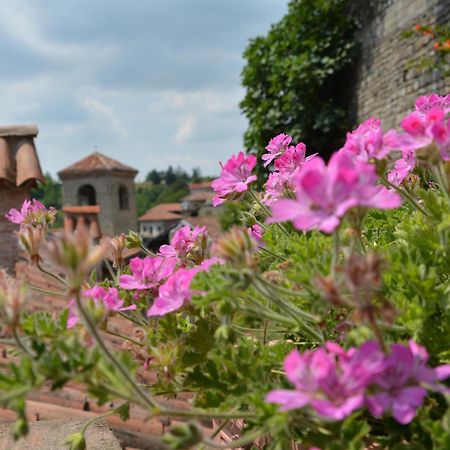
(0, 0, 287, 179)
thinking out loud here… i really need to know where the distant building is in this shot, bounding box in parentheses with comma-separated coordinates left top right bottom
(138, 181, 221, 248)
(58, 152, 138, 237)
(0, 124, 45, 272)
(138, 203, 182, 245)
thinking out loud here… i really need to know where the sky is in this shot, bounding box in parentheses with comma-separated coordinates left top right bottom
(0, 0, 287, 180)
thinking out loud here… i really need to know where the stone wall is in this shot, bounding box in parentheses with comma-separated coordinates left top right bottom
(0, 188, 29, 273)
(353, 0, 449, 128)
(61, 174, 137, 236)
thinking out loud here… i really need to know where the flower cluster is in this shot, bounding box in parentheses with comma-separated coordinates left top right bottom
(269, 151, 401, 233)
(262, 135, 316, 205)
(159, 225, 208, 265)
(211, 152, 257, 206)
(6, 199, 57, 264)
(68, 286, 136, 328)
(267, 340, 450, 424)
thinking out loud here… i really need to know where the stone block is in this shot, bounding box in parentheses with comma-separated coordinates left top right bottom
(0, 418, 121, 450)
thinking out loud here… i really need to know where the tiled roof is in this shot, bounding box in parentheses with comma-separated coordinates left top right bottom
(138, 203, 182, 221)
(185, 214, 222, 238)
(188, 181, 212, 190)
(58, 152, 138, 177)
(0, 124, 45, 186)
(182, 191, 215, 202)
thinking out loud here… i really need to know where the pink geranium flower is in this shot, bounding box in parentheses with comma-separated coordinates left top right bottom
(262, 133, 292, 167)
(387, 149, 416, 186)
(341, 117, 399, 162)
(431, 115, 450, 160)
(119, 256, 177, 291)
(211, 152, 257, 206)
(262, 171, 292, 206)
(6, 199, 46, 225)
(83, 286, 136, 312)
(415, 93, 450, 115)
(269, 152, 401, 233)
(159, 225, 208, 262)
(273, 143, 316, 174)
(266, 341, 385, 421)
(147, 257, 221, 317)
(248, 224, 264, 248)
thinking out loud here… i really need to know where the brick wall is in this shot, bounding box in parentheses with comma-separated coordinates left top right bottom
(353, 0, 450, 128)
(0, 188, 29, 273)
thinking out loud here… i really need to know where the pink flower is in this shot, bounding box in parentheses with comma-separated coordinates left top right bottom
(119, 256, 177, 291)
(266, 341, 385, 421)
(387, 149, 416, 185)
(269, 152, 401, 233)
(262, 133, 292, 167)
(415, 93, 450, 115)
(211, 152, 258, 206)
(399, 109, 444, 151)
(6, 199, 46, 225)
(273, 143, 316, 175)
(263, 171, 292, 206)
(341, 117, 399, 162)
(248, 224, 264, 248)
(367, 342, 450, 424)
(147, 258, 221, 317)
(159, 225, 208, 262)
(66, 300, 79, 329)
(83, 286, 136, 312)
(431, 115, 450, 160)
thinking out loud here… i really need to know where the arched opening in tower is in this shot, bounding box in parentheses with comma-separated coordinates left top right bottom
(77, 184, 97, 205)
(118, 185, 129, 210)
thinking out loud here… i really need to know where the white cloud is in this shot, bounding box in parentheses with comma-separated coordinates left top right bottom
(174, 115, 196, 144)
(82, 96, 128, 139)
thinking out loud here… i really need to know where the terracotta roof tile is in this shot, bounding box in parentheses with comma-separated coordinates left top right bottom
(182, 191, 215, 202)
(138, 203, 182, 221)
(188, 181, 212, 190)
(0, 124, 45, 187)
(185, 215, 222, 239)
(58, 152, 138, 177)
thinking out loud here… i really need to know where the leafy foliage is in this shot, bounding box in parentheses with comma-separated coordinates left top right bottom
(240, 0, 357, 168)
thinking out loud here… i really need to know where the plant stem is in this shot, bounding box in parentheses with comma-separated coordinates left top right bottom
(105, 328, 144, 347)
(37, 262, 67, 286)
(260, 246, 285, 261)
(29, 285, 65, 297)
(331, 228, 340, 277)
(248, 190, 290, 237)
(75, 293, 160, 411)
(13, 327, 33, 357)
(117, 310, 147, 327)
(158, 408, 256, 420)
(81, 404, 124, 435)
(201, 429, 263, 448)
(140, 244, 156, 256)
(434, 164, 450, 205)
(380, 176, 430, 217)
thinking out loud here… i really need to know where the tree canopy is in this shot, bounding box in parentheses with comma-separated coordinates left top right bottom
(240, 0, 357, 166)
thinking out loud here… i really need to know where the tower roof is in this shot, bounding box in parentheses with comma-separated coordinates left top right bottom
(58, 151, 138, 178)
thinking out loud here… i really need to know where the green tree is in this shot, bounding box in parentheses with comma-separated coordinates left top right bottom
(165, 166, 176, 185)
(145, 169, 162, 185)
(31, 173, 62, 209)
(240, 0, 357, 167)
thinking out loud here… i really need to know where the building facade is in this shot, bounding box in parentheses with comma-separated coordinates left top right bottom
(58, 152, 138, 236)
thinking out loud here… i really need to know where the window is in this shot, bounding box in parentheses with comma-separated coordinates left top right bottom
(118, 185, 129, 210)
(77, 184, 96, 205)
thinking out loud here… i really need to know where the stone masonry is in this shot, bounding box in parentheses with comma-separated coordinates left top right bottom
(353, 0, 449, 128)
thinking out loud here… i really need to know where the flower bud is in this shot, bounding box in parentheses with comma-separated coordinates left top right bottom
(110, 233, 126, 268)
(0, 272, 27, 327)
(212, 226, 258, 268)
(17, 225, 44, 264)
(64, 432, 86, 450)
(45, 227, 108, 292)
(125, 230, 142, 249)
